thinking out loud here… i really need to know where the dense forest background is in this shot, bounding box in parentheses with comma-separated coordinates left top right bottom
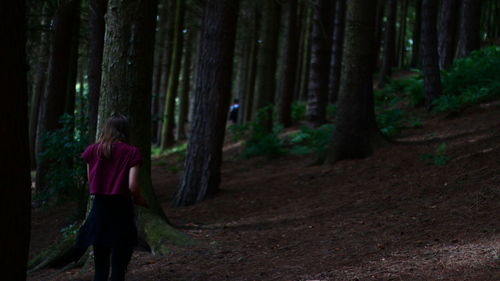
(2, 0, 500, 280)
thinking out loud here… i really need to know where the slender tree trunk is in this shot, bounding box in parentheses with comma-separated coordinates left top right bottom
(29, 9, 51, 170)
(397, 0, 409, 68)
(151, 2, 167, 144)
(373, 0, 387, 69)
(176, 29, 195, 141)
(306, 0, 334, 126)
(160, 0, 185, 150)
(326, 0, 384, 163)
(64, 0, 81, 118)
(457, 0, 482, 58)
(438, 0, 460, 69)
(36, 0, 81, 192)
(252, 0, 281, 132)
(87, 0, 108, 142)
(328, 0, 346, 104)
(298, 5, 312, 102)
(156, 0, 175, 144)
(242, 9, 259, 122)
(175, 0, 239, 207)
(98, 0, 191, 252)
(378, 0, 397, 88)
(411, 0, 422, 67)
(278, 0, 299, 127)
(421, 0, 442, 110)
(0, 2, 31, 280)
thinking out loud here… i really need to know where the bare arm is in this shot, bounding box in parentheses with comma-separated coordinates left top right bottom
(129, 165, 147, 206)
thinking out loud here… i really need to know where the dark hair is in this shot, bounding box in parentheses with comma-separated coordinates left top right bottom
(96, 115, 129, 159)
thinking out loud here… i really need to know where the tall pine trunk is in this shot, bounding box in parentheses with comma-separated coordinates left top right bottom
(457, 0, 482, 58)
(176, 28, 196, 141)
(326, 0, 384, 163)
(421, 0, 442, 110)
(278, 0, 299, 127)
(29, 7, 51, 170)
(160, 0, 185, 150)
(252, 0, 281, 132)
(175, 0, 239, 207)
(87, 0, 108, 142)
(98, 0, 191, 253)
(306, 0, 333, 126)
(0, 1, 31, 279)
(410, 0, 422, 67)
(328, 0, 346, 104)
(378, 0, 397, 88)
(36, 0, 81, 192)
(438, 0, 460, 69)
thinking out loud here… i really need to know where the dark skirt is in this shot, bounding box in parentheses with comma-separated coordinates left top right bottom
(75, 194, 138, 249)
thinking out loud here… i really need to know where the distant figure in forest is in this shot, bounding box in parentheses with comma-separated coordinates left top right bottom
(229, 98, 239, 123)
(74, 115, 147, 281)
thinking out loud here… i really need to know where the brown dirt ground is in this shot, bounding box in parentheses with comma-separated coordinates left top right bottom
(28, 102, 500, 281)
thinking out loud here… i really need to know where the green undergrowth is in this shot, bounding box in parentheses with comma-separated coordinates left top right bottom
(36, 114, 88, 204)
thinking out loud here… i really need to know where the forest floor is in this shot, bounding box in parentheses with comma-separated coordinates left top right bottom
(28, 101, 500, 281)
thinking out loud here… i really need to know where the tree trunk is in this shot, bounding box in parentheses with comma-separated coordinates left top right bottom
(242, 4, 259, 122)
(29, 8, 51, 170)
(421, 0, 442, 110)
(297, 5, 312, 102)
(328, 0, 346, 104)
(176, 28, 195, 141)
(160, 0, 185, 150)
(457, 0, 482, 58)
(0, 2, 31, 280)
(175, 0, 239, 207)
(438, 0, 460, 69)
(151, 1, 168, 144)
(87, 0, 108, 142)
(278, 0, 299, 127)
(373, 0, 387, 69)
(98, 0, 191, 252)
(410, 0, 422, 67)
(306, 0, 334, 127)
(326, 0, 384, 163)
(378, 0, 397, 88)
(396, 0, 409, 68)
(36, 0, 81, 192)
(252, 0, 281, 132)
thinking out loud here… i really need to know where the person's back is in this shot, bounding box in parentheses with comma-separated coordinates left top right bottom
(75, 115, 145, 281)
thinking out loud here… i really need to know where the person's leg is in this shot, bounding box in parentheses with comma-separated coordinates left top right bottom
(109, 246, 134, 281)
(93, 244, 111, 281)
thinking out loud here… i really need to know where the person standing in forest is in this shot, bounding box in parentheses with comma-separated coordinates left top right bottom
(74, 115, 147, 281)
(229, 98, 240, 123)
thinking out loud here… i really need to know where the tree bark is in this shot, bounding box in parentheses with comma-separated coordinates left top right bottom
(36, 0, 81, 192)
(438, 0, 460, 69)
(396, 0, 409, 68)
(421, 0, 442, 110)
(410, 0, 422, 67)
(87, 0, 108, 142)
(0, 1, 31, 279)
(328, 0, 346, 104)
(99, 0, 191, 252)
(378, 0, 397, 88)
(176, 28, 195, 141)
(457, 0, 482, 58)
(29, 8, 51, 170)
(252, 0, 281, 132)
(326, 0, 384, 163)
(156, 0, 175, 144)
(278, 0, 299, 127)
(160, 0, 185, 150)
(175, 0, 239, 207)
(242, 6, 259, 122)
(297, 5, 312, 102)
(306, 0, 334, 126)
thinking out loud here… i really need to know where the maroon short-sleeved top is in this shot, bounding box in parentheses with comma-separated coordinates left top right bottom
(82, 142, 142, 196)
